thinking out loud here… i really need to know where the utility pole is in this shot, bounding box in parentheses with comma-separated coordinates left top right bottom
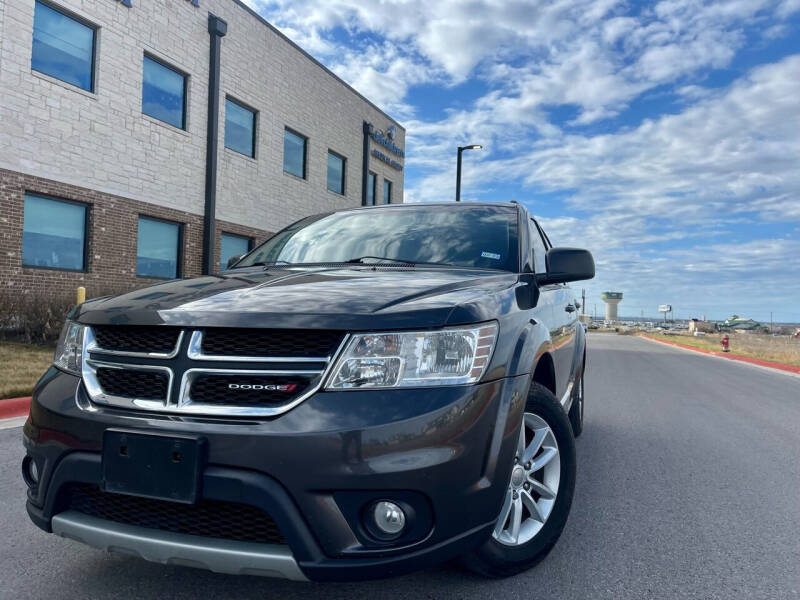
(581, 289, 586, 315)
(770, 311, 773, 333)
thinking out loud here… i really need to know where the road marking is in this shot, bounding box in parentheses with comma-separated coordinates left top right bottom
(638, 335, 800, 380)
(0, 416, 27, 430)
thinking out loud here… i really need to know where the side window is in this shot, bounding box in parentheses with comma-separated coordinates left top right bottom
(529, 219, 547, 273)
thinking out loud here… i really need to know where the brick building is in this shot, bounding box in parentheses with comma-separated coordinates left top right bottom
(0, 0, 405, 298)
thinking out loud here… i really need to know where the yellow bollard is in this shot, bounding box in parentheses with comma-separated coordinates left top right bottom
(76, 286, 86, 305)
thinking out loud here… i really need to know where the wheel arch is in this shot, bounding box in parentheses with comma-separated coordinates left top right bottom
(531, 352, 556, 396)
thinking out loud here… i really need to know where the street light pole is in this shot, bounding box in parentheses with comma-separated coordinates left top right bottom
(455, 144, 482, 202)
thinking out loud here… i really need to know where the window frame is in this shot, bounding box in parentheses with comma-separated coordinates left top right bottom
(135, 214, 184, 280)
(219, 231, 254, 269)
(224, 95, 258, 158)
(141, 53, 189, 130)
(31, 0, 98, 93)
(528, 218, 548, 274)
(326, 149, 346, 195)
(21, 192, 90, 273)
(283, 127, 308, 179)
(382, 178, 393, 205)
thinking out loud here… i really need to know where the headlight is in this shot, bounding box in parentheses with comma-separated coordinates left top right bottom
(53, 320, 86, 376)
(327, 323, 498, 389)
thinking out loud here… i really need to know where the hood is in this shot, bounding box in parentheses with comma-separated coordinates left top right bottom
(74, 266, 520, 330)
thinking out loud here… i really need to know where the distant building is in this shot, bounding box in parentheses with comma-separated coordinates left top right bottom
(688, 319, 715, 334)
(717, 315, 763, 331)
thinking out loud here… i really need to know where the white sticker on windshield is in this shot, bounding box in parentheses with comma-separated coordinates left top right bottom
(481, 251, 501, 260)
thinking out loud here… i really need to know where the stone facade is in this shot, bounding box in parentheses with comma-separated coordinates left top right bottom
(0, 0, 405, 298)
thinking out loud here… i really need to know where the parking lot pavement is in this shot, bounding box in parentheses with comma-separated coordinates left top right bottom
(1, 333, 798, 599)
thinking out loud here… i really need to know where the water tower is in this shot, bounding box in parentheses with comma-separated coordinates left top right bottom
(601, 292, 623, 321)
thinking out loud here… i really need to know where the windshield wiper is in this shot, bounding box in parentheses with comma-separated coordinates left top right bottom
(237, 260, 294, 268)
(346, 256, 452, 267)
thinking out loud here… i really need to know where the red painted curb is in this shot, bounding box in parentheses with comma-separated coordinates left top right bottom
(640, 335, 800, 375)
(0, 396, 31, 419)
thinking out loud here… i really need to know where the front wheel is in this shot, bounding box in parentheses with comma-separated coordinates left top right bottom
(463, 382, 576, 578)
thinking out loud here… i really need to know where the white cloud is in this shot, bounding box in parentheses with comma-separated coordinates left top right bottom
(240, 0, 800, 320)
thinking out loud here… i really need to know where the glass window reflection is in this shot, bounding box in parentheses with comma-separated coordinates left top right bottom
(142, 55, 187, 129)
(22, 194, 87, 271)
(137, 217, 181, 278)
(225, 98, 256, 157)
(327, 151, 345, 195)
(283, 129, 306, 178)
(32, 1, 95, 91)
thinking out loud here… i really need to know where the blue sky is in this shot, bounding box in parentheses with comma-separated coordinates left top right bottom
(247, 0, 800, 322)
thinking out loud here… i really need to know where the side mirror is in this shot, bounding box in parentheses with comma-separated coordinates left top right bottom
(537, 247, 595, 285)
(226, 254, 244, 269)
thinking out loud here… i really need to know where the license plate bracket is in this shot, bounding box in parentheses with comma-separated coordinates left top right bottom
(101, 430, 205, 504)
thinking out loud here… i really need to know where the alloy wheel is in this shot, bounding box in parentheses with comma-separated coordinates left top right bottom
(492, 412, 561, 546)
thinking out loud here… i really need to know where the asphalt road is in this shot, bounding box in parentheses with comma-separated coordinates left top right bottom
(1, 334, 798, 599)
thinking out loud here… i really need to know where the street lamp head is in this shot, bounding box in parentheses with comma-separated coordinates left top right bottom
(460, 144, 483, 150)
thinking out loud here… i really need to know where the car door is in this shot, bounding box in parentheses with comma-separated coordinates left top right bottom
(531, 219, 577, 404)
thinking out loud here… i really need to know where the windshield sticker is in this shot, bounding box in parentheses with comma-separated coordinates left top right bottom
(481, 251, 502, 260)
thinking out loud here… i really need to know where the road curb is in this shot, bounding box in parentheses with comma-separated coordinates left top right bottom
(639, 335, 800, 375)
(0, 396, 31, 419)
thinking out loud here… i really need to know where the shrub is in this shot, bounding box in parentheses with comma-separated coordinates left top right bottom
(0, 285, 136, 345)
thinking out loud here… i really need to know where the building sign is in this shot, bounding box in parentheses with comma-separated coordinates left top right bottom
(370, 129, 404, 158)
(372, 148, 403, 171)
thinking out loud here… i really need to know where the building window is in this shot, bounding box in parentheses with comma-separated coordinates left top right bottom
(366, 172, 376, 206)
(220, 233, 252, 269)
(327, 151, 346, 195)
(383, 179, 393, 204)
(283, 128, 307, 179)
(225, 98, 256, 158)
(22, 193, 87, 271)
(31, 1, 96, 92)
(137, 216, 181, 279)
(142, 55, 187, 129)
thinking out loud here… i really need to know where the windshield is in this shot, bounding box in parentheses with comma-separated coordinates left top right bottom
(235, 205, 519, 271)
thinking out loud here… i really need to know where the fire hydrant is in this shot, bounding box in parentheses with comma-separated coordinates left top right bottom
(721, 334, 730, 352)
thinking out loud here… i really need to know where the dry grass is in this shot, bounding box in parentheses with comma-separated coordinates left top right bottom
(0, 342, 54, 399)
(644, 332, 800, 367)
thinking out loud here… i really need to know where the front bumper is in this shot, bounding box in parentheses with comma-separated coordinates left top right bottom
(23, 367, 528, 581)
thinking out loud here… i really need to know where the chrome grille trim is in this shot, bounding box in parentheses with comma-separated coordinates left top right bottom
(176, 368, 324, 417)
(187, 330, 333, 363)
(80, 327, 350, 417)
(86, 327, 184, 359)
(82, 358, 174, 411)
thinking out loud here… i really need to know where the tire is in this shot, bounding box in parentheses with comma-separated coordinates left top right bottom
(463, 382, 576, 578)
(568, 369, 585, 438)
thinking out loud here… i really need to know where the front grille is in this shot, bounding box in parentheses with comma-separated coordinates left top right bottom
(201, 328, 344, 358)
(93, 326, 180, 354)
(62, 483, 286, 545)
(96, 368, 168, 400)
(190, 374, 312, 405)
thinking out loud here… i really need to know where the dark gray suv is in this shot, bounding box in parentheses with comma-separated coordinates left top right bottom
(22, 202, 594, 580)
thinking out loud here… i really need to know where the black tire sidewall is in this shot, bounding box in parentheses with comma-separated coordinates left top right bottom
(466, 382, 577, 577)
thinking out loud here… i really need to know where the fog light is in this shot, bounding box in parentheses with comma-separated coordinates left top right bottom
(372, 501, 406, 536)
(22, 456, 39, 488)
